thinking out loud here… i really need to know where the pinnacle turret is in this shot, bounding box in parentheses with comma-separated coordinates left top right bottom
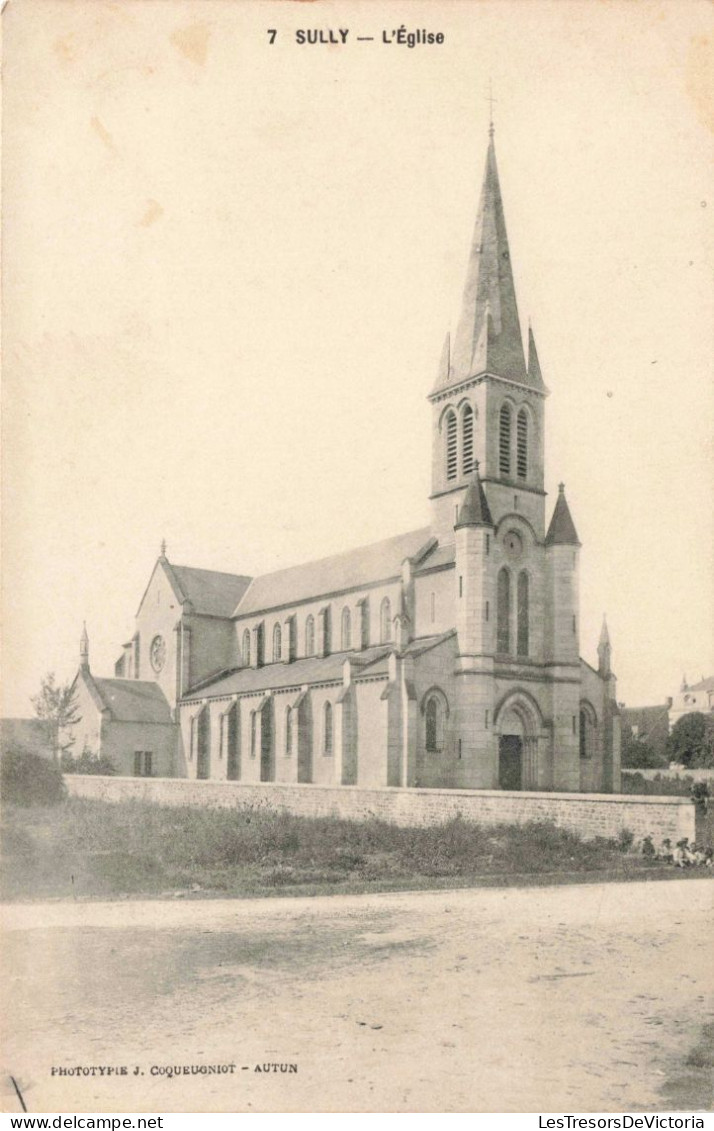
(545, 484, 580, 546)
(598, 616, 612, 678)
(455, 464, 494, 528)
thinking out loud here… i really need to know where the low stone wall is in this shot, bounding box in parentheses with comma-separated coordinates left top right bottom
(622, 767, 714, 783)
(65, 776, 695, 845)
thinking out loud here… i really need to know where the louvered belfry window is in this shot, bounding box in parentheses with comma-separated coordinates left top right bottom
(462, 405, 474, 475)
(517, 409, 528, 480)
(446, 412, 457, 481)
(499, 404, 511, 476)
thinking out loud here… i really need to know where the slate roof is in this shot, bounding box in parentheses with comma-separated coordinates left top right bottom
(620, 705, 670, 750)
(414, 544, 455, 573)
(168, 564, 252, 618)
(685, 676, 714, 693)
(545, 485, 580, 546)
(183, 645, 395, 701)
(234, 527, 433, 617)
(92, 678, 173, 724)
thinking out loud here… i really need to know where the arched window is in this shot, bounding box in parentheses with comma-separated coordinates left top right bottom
(380, 597, 392, 643)
(462, 405, 474, 475)
(242, 629, 251, 666)
(445, 411, 457, 481)
(323, 701, 333, 755)
(497, 568, 511, 653)
(272, 623, 282, 663)
(517, 571, 529, 657)
(285, 705, 295, 756)
(499, 404, 512, 477)
(517, 409, 528, 480)
(579, 704, 597, 759)
(423, 689, 448, 753)
(341, 607, 351, 650)
(305, 615, 315, 657)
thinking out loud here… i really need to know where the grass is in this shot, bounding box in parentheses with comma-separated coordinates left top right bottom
(1, 796, 696, 903)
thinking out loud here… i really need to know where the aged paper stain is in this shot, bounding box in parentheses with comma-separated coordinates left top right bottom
(138, 199, 164, 227)
(91, 116, 116, 152)
(686, 34, 714, 133)
(170, 23, 209, 66)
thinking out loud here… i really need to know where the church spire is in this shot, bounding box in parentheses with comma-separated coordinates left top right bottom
(80, 622, 89, 671)
(447, 128, 528, 388)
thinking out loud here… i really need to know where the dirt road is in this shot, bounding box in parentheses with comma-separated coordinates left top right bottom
(2, 879, 712, 1113)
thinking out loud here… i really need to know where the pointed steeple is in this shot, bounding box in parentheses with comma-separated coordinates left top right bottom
(80, 622, 90, 671)
(527, 323, 546, 389)
(448, 129, 528, 387)
(455, 463, 494, 528)
(598, 615, 611, 677)
(436, 332, 451, 386)
(545, 483, 580, 546)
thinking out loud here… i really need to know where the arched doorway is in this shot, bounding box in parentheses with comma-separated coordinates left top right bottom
(494, 690, 543, 791)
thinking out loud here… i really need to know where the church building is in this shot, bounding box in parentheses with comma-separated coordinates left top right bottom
(70, 125, 621, 794)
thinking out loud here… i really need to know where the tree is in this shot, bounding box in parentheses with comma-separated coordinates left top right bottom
(620, 734, 667, 770)
(31, 673, 81, 763)
(666, 711, 714, 769)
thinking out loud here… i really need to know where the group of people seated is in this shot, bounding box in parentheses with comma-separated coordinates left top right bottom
(641, 835, 713, 866)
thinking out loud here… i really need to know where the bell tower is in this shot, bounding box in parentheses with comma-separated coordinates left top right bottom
(429, 124, 548, 543)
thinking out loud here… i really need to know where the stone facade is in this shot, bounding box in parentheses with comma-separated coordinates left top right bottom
(68, 126, 621, 796)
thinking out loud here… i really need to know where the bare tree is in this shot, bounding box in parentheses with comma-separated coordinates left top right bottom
(31, 674, 81, 763)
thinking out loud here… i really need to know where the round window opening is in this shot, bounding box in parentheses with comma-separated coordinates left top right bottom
(504, 530, 523, 560)
(150, 634, 166, 673)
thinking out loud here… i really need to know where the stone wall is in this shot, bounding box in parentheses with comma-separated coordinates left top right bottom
(65, 776, 694, 845)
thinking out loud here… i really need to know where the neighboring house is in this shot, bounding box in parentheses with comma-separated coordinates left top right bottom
(0, 718, 53, 759)
(68, 125, 621, 793)
(669, 677, 714, 730)
(619, 703, 671, 763)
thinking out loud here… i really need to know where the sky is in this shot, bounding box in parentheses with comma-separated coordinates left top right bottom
(2, 0, 713, 715)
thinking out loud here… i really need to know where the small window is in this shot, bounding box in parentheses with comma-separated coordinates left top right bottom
(305, 615, 315, 657)
(242, 629, 251, 666)
(380, 597, 392, 644)
(462, 405, 474, 476)
(323, 702, 333, 755)
(446, 411, 457, 481)
(272, 623, 282, 663)
(485, 600, 490, 622)
(459, 575, 463, 598)
(250, 711, 257, 757)
(430, 592, 435, 624)
(499, 404, 511, 477)
(134, 750, 152, 777)
(341, 607, 351, 651)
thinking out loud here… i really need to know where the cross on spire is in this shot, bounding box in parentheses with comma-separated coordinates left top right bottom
(487, 79, 496, 137)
